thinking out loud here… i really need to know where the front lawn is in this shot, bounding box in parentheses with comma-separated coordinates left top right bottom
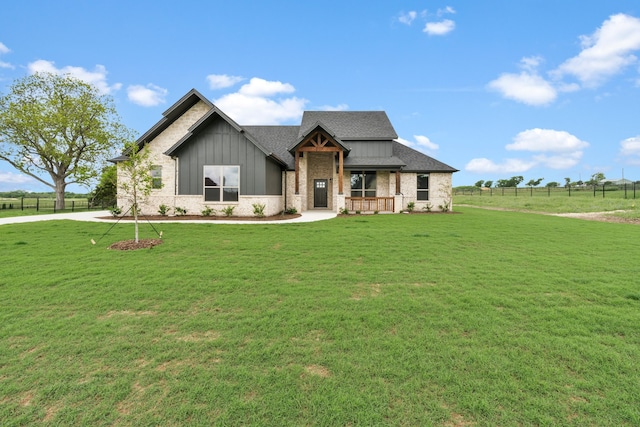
(1, 209, 639, 425)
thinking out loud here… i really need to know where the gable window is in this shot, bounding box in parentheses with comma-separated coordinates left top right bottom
(151, 165, 162, 189)
(417, 174, 429, 200)
(204, 165, 239, 202)
(350, 171, 376, 197)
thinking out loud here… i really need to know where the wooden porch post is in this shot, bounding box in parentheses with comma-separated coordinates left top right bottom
(338, 150, 344, 194)
(295, 150, 300, 194)
(395, 171, 401, 194)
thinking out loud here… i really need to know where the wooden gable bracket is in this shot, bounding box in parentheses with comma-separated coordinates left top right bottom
(294, 130, 345, 194)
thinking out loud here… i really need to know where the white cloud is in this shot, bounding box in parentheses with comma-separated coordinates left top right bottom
(206, 74, 244, 89)
(620, 136, 640, 164)
(0, 41, 13, 69)
(214, 93, 306, 125)
(395, 135, 439, 155)
(398, 11, 417, 25)
(491, 14, 640, 105)
(488, 71, 557, 106)
(437, 6, 456, 16)
(465, 158, 536, 174)
(423, 19, 455, 36)
(507, 128, 589, 152)
(414, 135, 439, 151)
(317, 103, 349, 111)
(553, 13, 640, 87)
(127, 84, 168, 107)
(0, 171, 34, 184)
(27, 60, 121, 94)
(237, 77, 295, 97)
(213, 77, 306, 125)
(466, 129, 588, 174)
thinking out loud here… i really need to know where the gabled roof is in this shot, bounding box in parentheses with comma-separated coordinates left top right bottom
(288, 121, 352, 154)
(243, 126, 300, 169)
(164, 106, 287, 167)
(299, 111, 398, 140)
(136, 88, 213, 146)
(392, 141, 458, 173)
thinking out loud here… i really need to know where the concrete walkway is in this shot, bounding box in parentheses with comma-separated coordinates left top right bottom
(0, 209, 337, 226)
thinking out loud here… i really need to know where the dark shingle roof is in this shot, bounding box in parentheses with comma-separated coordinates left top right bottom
(392, 141, 458, 172)
(299, 111, 397, 140)
(243, 126, 300, 169)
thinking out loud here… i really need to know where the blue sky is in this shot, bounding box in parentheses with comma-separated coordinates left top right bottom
(1, 0, 640, 192)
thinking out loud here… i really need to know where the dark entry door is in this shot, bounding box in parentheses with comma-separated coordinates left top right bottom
(314, 179, 328, 208)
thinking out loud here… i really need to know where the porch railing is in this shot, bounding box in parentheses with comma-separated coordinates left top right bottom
(345, 197, 394, 212)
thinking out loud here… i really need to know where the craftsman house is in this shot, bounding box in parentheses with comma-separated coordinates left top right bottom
(112, 89, 457, 216)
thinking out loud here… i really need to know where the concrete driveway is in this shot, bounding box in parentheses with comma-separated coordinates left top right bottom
(0, 210, 337, 226)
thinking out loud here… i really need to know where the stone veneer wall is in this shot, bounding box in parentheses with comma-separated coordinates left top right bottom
(117, 100, 211, 215)
(399, 172, 453, 211)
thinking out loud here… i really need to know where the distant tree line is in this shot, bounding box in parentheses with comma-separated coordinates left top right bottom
(471, 172, 615, 190)
(0, 190, 90, 199)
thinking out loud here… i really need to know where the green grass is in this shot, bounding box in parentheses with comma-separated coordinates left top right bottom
(455, 188, 639, 214)
(0, 198, 99, 218)
(1, 210, 639, 425)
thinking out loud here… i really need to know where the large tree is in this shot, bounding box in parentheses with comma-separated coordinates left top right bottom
(0, 73, 129, 209)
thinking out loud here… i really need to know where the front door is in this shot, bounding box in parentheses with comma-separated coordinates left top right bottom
(314, 179, 328, 208)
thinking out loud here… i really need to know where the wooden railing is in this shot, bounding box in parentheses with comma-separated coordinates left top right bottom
(345, 197, 394, 212)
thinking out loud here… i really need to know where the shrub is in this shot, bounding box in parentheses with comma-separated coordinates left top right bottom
(221, 206, 235, 217)
(284, 207, 297, 215)
(355, 210, 361, 215)
(422, 203, 432, 213)
(158, 204, 170, 216)
(374, 210, 379, 214)
(174, 206, 187, 216)
(406, 201, 415, 212)
(201, 206, 215, 217)
(252, 203, 266, 218)
(439, 203, 450, 213)
(109, 206, 122, 217)
(339, 207, 350, 215)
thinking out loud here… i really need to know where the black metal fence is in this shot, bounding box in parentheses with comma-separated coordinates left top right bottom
(455, 183, 639, 199)
(0, 198, 110, 212)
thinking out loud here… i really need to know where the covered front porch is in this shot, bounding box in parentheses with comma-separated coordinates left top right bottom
(286, 124, 408, 213)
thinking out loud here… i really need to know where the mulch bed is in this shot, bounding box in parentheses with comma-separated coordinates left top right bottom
(108, 239, 164, 251)
(100, 214, 301, 221)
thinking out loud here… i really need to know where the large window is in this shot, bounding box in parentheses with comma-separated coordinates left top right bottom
(204, 165, 239, 202)
(350, 171, 376, 197)
(150, 165, 162, 189)
(417, 174, 429, 200)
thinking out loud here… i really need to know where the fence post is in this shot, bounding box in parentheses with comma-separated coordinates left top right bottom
(602, 184, 605, 198)
(36, 197, 39, 211)
(624, 184, 627, 199)
(593, 185, 596, 197)
(21, 197, 24, 210)
(53, 200, 56, 213)
(72, 200, 75, 212)
(515, 186, 518, 197)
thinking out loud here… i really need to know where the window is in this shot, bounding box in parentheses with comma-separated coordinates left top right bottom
(417, 174, 429, 200)
(350, 171, 376, 197)
(150, 165, 162, 189)
(204, 165, 239, 202)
